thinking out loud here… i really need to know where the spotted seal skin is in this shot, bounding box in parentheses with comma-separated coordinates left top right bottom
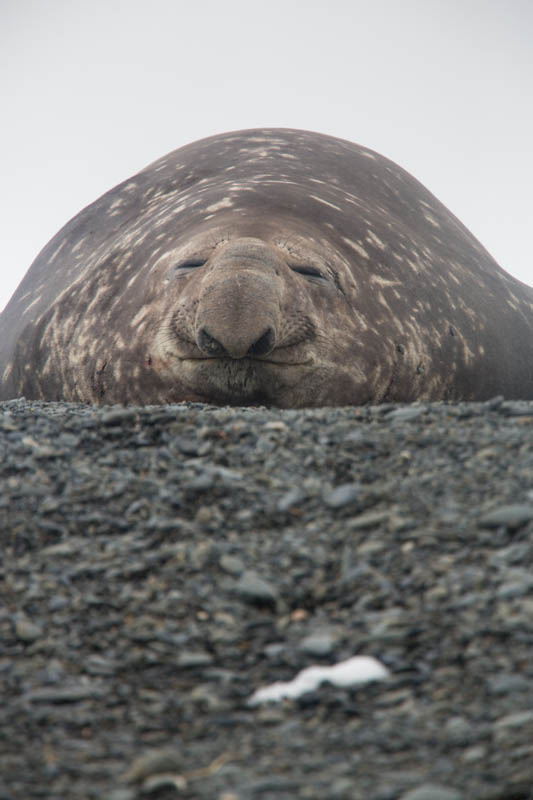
(1, 128, 533, 407)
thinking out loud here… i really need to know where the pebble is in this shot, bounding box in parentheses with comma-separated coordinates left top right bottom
(489, 542, 532, 566)
(400, 785, 463, 800)
(500, 401, 533, 416)
(14, 617, 42, 642)
(443, 717, 472, 745)
(477, 503, 533, 528)
(385, 406, 426, 423)
(460, 745, 486, 763)
(277, 487, 306, 512)
(100, 408, 138, 426)
(103, 791, 136, 800)
(349, 509, 392, 530)
(234, 571, 278, 607)
(299, 629, 338, 657)
(22, 684, 105, 703)
(487, 673, 531, 695)
(493, 709, 533, 740)
(219, 554, 245, 576)
(496, 573, 533, 598)
(175, 651, 214, 669)
(322, 483, 359, 508)
(142, 773, 187, 793)
(122, 748, 183, 783)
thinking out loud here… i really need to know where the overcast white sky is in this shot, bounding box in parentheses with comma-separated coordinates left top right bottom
(1, 0, 532, 312)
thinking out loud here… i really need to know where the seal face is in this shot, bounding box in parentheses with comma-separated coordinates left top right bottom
(2, 128, 533, 407)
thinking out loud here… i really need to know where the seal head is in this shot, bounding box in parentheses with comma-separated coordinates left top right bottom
(1, 128, 533, 406)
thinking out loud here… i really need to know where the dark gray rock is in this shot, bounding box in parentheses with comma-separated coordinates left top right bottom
(478, 503, 533, 529)
(322, 483, 360, 508)
(400, 786, 463, 800)
(234, 570, 279, 607)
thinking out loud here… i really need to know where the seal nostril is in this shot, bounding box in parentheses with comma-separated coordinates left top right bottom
(247, 327, 275, 357)
(198, 328, 228, 356)
(197, 325, 276, 359)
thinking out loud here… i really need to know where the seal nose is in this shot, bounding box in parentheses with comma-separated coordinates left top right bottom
(194, 240, 282, 361)
(197, 325, 276, 359)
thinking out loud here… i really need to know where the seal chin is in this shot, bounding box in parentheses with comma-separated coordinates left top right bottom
(176, 353, 315, 406)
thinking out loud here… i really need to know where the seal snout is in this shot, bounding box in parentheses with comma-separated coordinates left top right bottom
(193, 238, 282, 361)
(197, 323, 276, 359)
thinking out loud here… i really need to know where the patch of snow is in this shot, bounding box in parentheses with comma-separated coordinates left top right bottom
(248, 655, 389, 705)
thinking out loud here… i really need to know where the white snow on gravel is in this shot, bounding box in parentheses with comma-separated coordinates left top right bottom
(248, 655, 389, 705)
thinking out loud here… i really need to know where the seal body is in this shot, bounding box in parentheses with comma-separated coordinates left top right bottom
(1, 128, 533, 407)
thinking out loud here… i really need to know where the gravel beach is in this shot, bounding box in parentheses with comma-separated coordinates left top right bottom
(1, 397, 532, 800)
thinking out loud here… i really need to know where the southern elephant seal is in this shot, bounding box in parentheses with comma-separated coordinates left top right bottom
(1, 128, 533, 407)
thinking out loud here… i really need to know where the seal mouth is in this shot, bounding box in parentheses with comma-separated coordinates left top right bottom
(180, 356, 313, 367)
(174, 353, 316, 406)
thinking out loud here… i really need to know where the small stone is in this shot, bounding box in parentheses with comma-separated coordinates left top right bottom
(85, 654, 119, 675)
(460, 745, 486, 763)
(263, 421, 288, 431)
(175, 651, 214, 668)
(195, 505, 215, 524)
(174, 436, 200, 455)
(142, 773, 187, 793)
(366, 608, 409, 642)
(386, 407, 425, 423)
(485, 395, 504, 409)
(349, 509, 391, 530)
(219, 554, 245, 575)
(234, 571, 278, 607)
(489, 542, 532, 566)
(299, 629, 338, 657)
(38, 658, 66, 684)
(493, 709, 533, 740)
(33, 445, 62, 459)
(0, 413, 17, 431)
(23, 684, 105, 703)
(100, 408, 138, 426)
(48, 595, 69, 611)
(14, 617, 42, 642)
(487, 673, 530, 694)
(478, 504, 533, 529)
(345, 430, 367, 443)
(212, 466, 243, 484)
(501, 401, 533, 416)
(103, 791, 136, 800)
(264, 643, 286, 661)
(189, 685, 224, 711)
(277, 488, 305, 513)
(122, 748, 183, 783)
(496, 568, 533, 598)
(240, 777, 300, 793)
(322, 483, 359, 509)
(400, 785, 463, 800)
(185, 471, 214, 491)
(443, 716, 472, 745)
(42, 539, 86, 557)
(329, 777, 357, 797)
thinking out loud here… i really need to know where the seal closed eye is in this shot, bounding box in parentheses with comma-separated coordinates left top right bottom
(1, 127, 533, 407)
(175, 259, 207, 274)
(291, 265, 328, 281)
